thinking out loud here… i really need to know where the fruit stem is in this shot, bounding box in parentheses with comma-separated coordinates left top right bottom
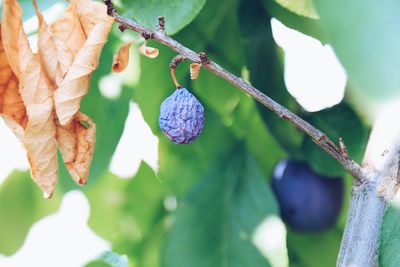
(170, 68, 182, 88)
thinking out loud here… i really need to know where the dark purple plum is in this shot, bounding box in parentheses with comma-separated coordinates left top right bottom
(271, 159, 344, 232)
(159, 87, 205, 144)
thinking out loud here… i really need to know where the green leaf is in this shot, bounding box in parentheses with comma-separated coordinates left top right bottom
(287, 228, 342, 267)
(0, 171, 61, 255)
(245, 111, 287, 176)
(161, 147, 278, 267)
(87, 163, 168, 267)
(121, 0, 207, 35)
(379, 199, 400, 266)
(301, 103, 369, 176)
(239, 0, 303, 155)
(157, 109, 237, 196)
(274, 0, 318, 19)
(191, 0, 237, 41)
(85, 260, 110, 267)
(189, 5, 249, 131)
(262, 0, 328, 43)
(133, 44, 178, 131)
(314, 0, 400, 99)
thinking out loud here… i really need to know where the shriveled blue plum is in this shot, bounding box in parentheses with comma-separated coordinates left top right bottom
(159, 88, 205, 144)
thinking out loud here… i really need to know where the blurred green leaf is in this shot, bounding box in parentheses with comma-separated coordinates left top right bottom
(157, 108, 237, 196)
(301, 103, 369, 176)
(379, 200, 400, 266)
(274, 0, 318, 19)
(87, 164, 167, 267)
(246, 110, 287, 176)
(191, 0, 237, 41)
(133, 44, 178, 131)
(0, 171, 61, 255)
(314, 0, 400, 99)
(239, 0, 303, 155)
(262, 0, 328, 43)
(287, 228, 342, 267)
(161, 147, 277, 267)
(190, 4, 248, 127)
(85, 260, 111, 267)
(121, 0, 207, 35)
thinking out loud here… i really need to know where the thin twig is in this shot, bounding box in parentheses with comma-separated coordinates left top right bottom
(105, 2, 363, 179)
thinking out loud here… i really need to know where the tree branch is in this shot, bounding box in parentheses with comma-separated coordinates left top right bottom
(105, 4, 363, 180)
(102, 2, 400, 266)
(337, 101, 400, 266)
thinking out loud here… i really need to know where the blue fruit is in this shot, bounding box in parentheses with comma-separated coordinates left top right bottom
(271, 159, 344, 232)
(159, 88, 205, 144)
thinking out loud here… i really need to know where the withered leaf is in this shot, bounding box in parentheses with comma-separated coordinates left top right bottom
(34, 0, 97, 187)
(139, 43, 159, 59)
(56, 112, 95, 185)
(50, 0, 87, 59)
(112, 42, 132, 73)
(1, 0, 34, 77)
(0, 25, 27, 136)
(54, 0, 114, 126)
(3, 0, 58, 198)
(190, 63, 202, 80)
(33, 0, 73, 87)
(1, 0, 113, 197)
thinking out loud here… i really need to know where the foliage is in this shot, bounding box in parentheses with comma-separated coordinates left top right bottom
(162, 148, 276, 267)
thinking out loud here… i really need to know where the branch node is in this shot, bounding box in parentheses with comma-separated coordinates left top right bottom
(169, 55, 185, 69)
(118, 24, 127, 32)
(141, 32, 154, 40)
(103, 0, 115, 16)
(199, 52, 210, 65)
(158, 16, 165, 33)
(278, 112, 288, 119)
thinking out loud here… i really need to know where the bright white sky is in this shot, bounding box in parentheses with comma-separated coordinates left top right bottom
(0, 5, 348, 266)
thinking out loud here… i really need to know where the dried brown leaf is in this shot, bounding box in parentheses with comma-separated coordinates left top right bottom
(2, 0, 58, 198)
(56, 112, 95, 185)
(75, 0, 113, 36)
(190, 63, 201, 80)
(112, 42, 132, 73)
(0, 0, 113, 196)
(50, 0, 87, 58)
(139, 43, 159, 59)
(54, 0, 114, 126)
(0, 25, 27, 134)
(33, 0, 73, 86)
(1, 0, 34, 77)
(34, 0, 97, 186)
